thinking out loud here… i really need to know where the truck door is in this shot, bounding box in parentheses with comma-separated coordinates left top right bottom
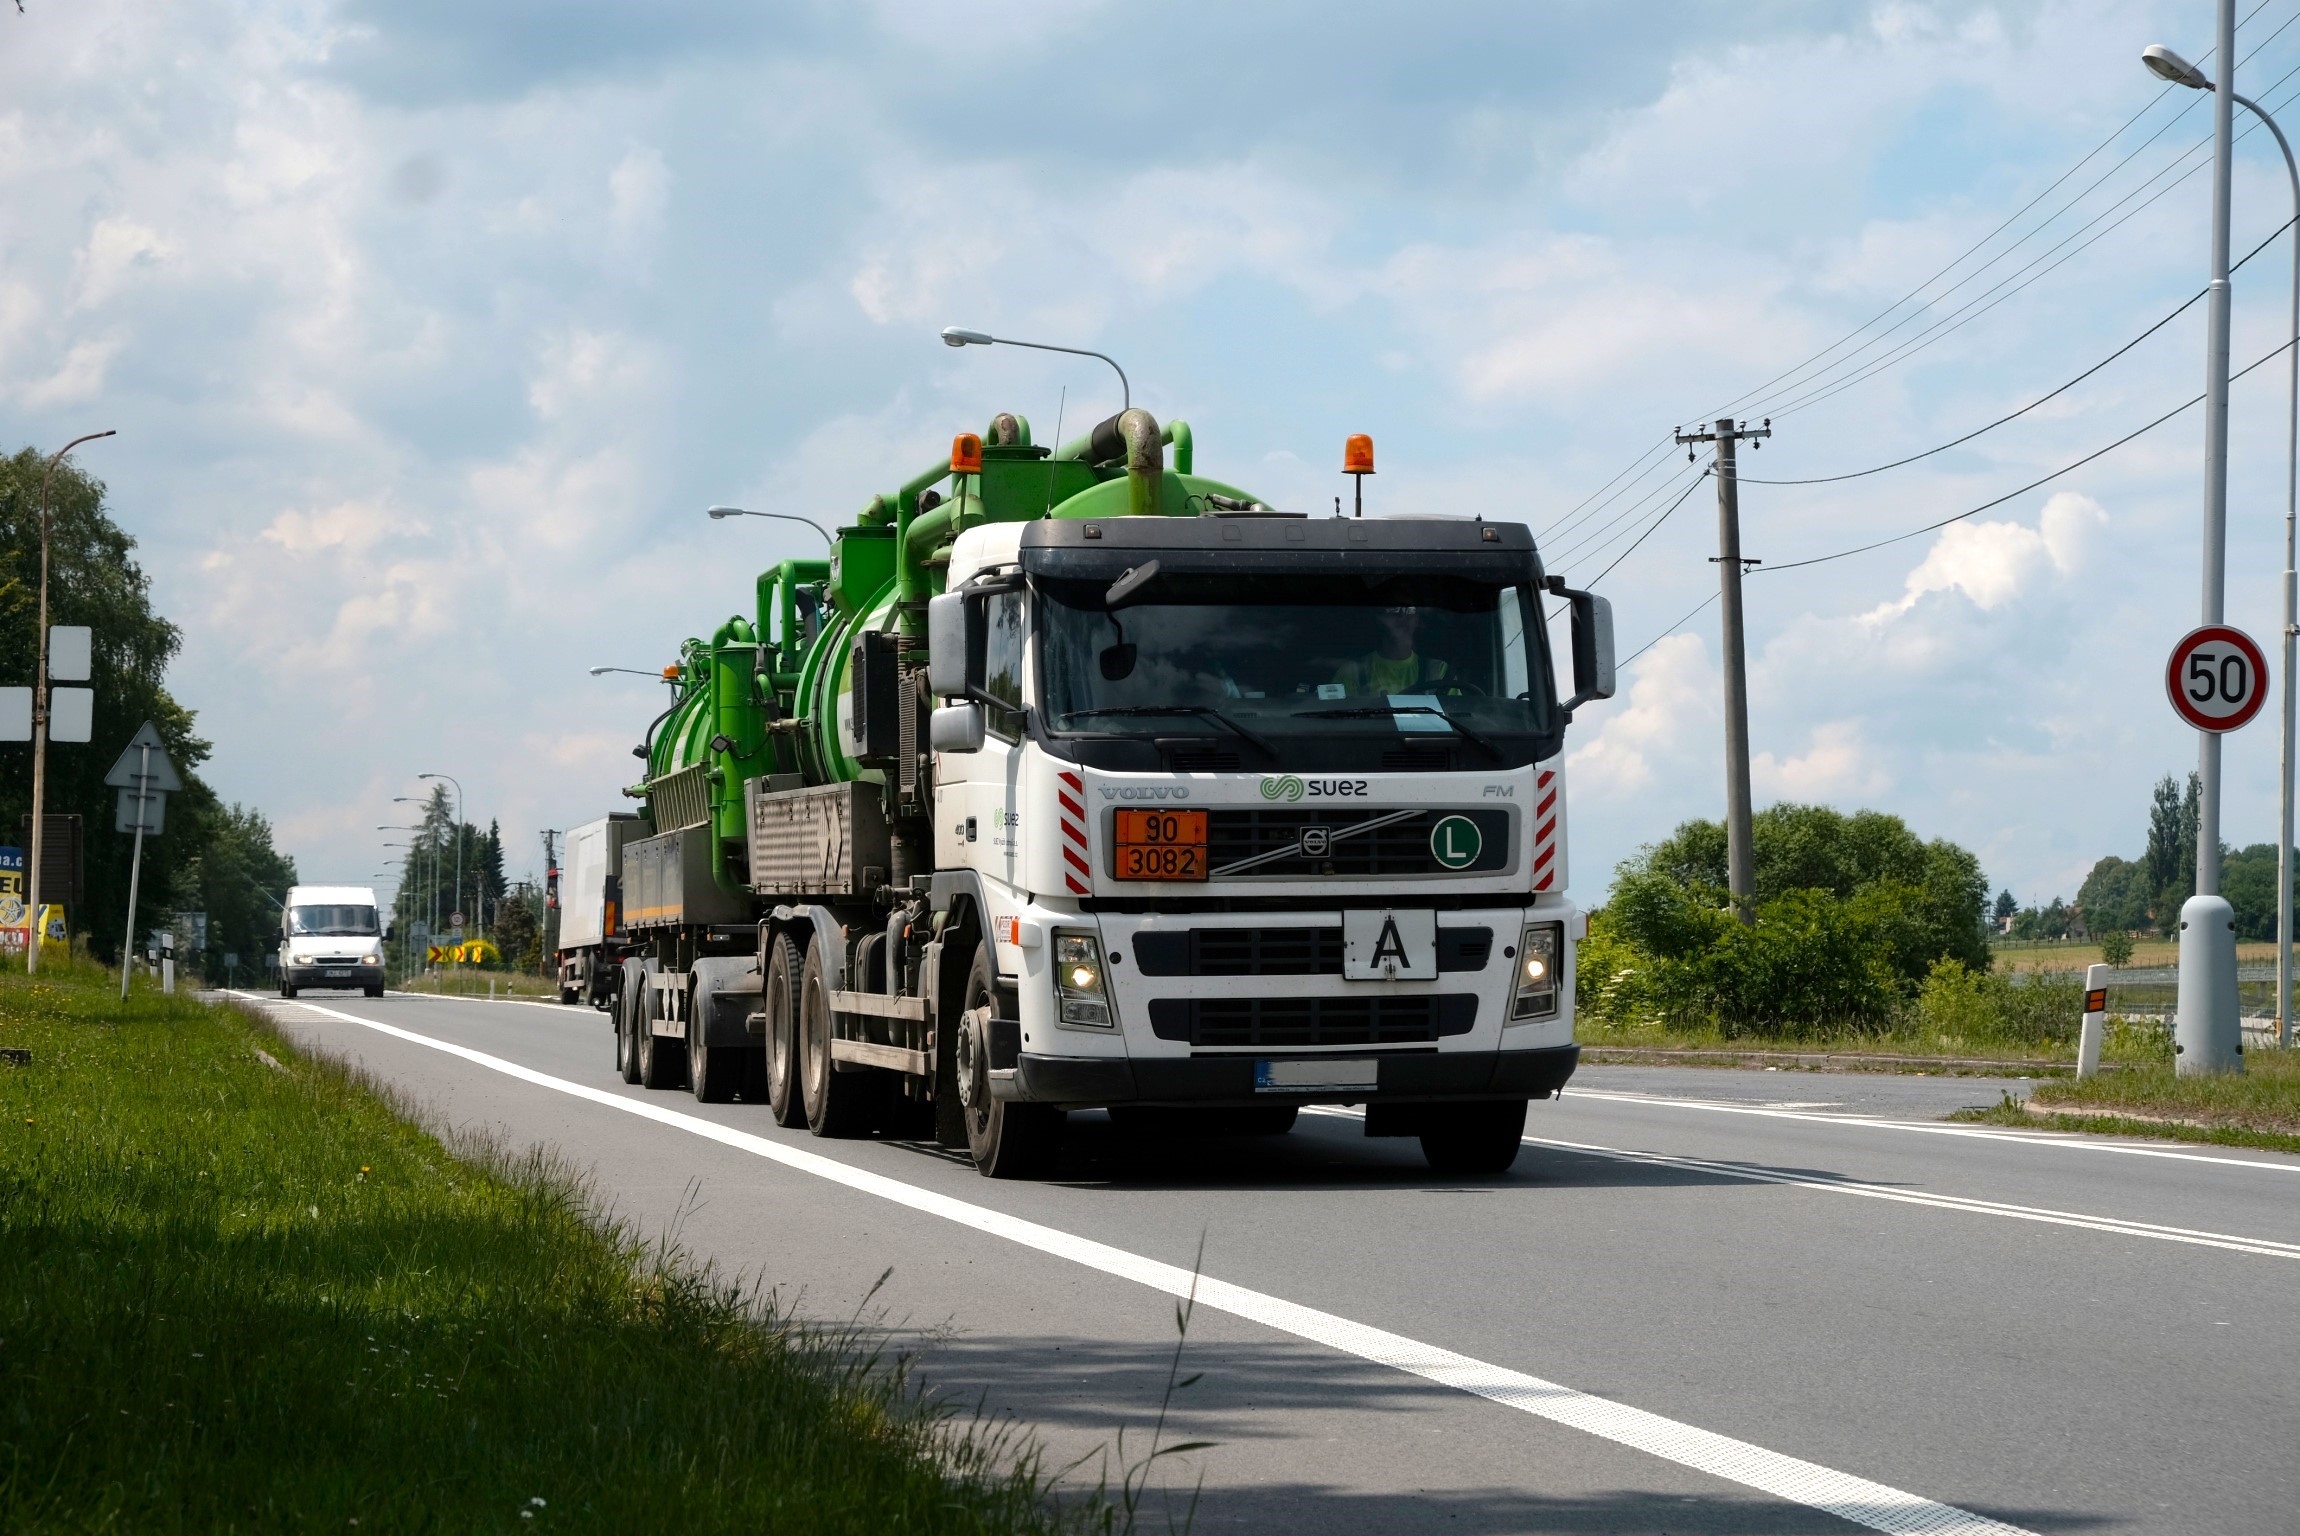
(935, 589, 1025, 889)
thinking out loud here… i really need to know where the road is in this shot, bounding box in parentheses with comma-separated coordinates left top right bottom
(241, 989, 2300, 1534)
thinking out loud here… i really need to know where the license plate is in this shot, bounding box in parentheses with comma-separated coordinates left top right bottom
(1257, 1057, 1380, 1093)
(324, 969, 351, 979)
(1112, 808, 1207, 881)
(1341, 909, 1437, 980)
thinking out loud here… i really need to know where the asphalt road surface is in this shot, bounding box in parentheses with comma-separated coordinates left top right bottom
(240, 989, 2300, 1534)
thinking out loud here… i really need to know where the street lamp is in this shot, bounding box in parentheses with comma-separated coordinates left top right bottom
(590, 665, 678, 681)
(418, 773, 465, 946)
(2146, 30, 2296, 1057)
(704, 507, 832, 547)
(24, 427, 114, 975)
(940, 326, 1130, 411)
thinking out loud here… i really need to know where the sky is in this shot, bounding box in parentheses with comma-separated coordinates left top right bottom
(3, 0, 2298, 911)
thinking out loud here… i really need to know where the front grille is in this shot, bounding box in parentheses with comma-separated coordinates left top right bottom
(1147, 994, 1477, 1048)
(1167, 747, 1243, 771)
(1132, 926, 1494, 976)
(1379, 744, 1454, 771)
(1206, 808, 1509, 878)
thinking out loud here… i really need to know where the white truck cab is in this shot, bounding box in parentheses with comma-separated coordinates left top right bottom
(278, 884, 385, 999)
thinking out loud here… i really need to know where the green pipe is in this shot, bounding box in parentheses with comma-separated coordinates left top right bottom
(1166, 419, 1192, 475)
(707, 616, 762, 896)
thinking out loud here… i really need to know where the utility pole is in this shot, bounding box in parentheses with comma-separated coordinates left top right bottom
(1675, 417, 1771, 924)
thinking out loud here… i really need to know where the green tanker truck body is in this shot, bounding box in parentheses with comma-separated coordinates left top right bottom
(596, 406, 1616, 1178)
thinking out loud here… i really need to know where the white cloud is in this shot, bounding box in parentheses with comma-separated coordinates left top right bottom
(1753, 720, 1891, 801)
(1566, 633, 1719, 799)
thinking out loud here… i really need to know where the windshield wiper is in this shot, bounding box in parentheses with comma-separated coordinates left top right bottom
(1290, 704, 1506, 762)
(1061, 704, 1278, 759)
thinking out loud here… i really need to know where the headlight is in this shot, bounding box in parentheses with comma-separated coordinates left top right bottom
(1512, 922, 1562, 1020)
(1053, 930, 1112, 1027)
(363, 952, 383, 965)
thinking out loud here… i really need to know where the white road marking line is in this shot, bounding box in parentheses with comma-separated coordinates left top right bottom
(240, 993, 2027, 1536)
(1307, 1107, 2300, 1258)
(1564, 1086, 2300, 1174)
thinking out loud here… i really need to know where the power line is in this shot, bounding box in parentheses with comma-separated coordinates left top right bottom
(1541, 456, 1709, 568)
(1738, 216, 2297, 486)
(1619, 591, 1721, 670)
(1717, 0, 2291, 425)
(1754, 334, 2299, 577)
(1583, 463, 1714, 587)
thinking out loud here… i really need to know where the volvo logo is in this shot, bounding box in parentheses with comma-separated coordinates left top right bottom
(1098, 785, 1192, 801)
(1300, 826, 1331, 857)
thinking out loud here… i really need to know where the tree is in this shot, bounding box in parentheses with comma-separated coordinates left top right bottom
(1992, 889, 2016, 925)
(0, 450, 223, 961)
(1626, 803, 1991, 981)
(2219, 843, 2288, 941)
(2076, 856, 2151, 935)
(2099, 930, 2134, 966)
(172, 803, 297, 980)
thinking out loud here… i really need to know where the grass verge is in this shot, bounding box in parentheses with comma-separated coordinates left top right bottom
(389, 969, 562, 999)
(0, 956, 1086, 1532)
(1952, 1047, 2300, 1156)
(1574, 1015, 2169, 1073)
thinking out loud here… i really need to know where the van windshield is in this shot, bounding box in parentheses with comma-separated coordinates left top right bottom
(289, 904, 378, 937)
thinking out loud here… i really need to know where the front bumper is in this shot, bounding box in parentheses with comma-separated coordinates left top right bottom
(999, 1042, 1579, 1108)
(285, 964, 382, 988)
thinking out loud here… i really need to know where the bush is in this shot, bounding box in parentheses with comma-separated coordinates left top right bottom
(1914, 960, 2082, 1047)
(2099, 930, 2134, 966)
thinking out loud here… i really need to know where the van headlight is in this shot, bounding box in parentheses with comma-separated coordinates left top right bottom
(1053, 930, 1112, 1027)
(1512, 923, 1561, 1020)
(363, 952, 383, 966)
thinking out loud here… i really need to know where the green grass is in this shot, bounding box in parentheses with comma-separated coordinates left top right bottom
(1574, 1013, 2170, 1070)
(1993, 937, 2283, 971)
(389, 968, 560, 999)
(0, 956, 1090, 1533)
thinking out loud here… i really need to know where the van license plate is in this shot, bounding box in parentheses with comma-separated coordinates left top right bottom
(1256, 1058, 1379, 1093)
(324, 969, 351, 979)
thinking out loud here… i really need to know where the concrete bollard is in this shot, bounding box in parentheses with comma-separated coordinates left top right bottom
(2078, 962, 2109, 1080)
(2175, 893, 2245, 1075)
(489, 978, 496, 1001)
(161, 956, 174, 995)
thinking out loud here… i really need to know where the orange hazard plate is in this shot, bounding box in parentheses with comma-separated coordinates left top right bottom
(1113, 809, 1208, 881)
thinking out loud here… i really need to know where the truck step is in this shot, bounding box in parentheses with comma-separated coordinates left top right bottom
(829, 1038, 928, 1075)
(829, 989, 927, 1021)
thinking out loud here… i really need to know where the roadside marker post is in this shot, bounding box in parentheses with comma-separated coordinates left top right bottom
(2078, 963, 2110, 1080)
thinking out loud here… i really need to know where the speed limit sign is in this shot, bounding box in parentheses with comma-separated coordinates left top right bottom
(2166, 624, 2270, 732)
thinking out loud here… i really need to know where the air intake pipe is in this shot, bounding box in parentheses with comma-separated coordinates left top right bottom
(1053, 408, 1163, 518)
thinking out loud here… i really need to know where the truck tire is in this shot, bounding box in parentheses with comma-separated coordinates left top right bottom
(687, 970, 742, 1105)
(616, 957, 644, 1083)
(1419, 1099, 1528, 1176)
(959, 942, 1062, 1179)
(637, 964, 686, 1090)
(799, 942, 881, 1138)
(764, 933, 806, 1128)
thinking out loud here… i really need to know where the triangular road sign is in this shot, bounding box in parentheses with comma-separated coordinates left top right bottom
(102, 721, 183, 793)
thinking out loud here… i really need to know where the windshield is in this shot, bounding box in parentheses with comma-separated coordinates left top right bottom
(289, 904, 378, 938)
(1038, 571, 1555, 764)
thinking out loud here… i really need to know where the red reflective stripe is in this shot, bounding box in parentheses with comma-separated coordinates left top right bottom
(1532, 844, 1555, 872)
(1537, 769, 1554, 787)
(1535, 871, 1553, 891)
(1063, 821, 1088, 847)
(1059, 771, 1083, 792)
(1057, 792, 1086, 819)
(1534, 817, 1556, 845)
(1536, 790, 1557, 817)
(1065, 874, 1090, 894)
(1064, 846, 1091, 876)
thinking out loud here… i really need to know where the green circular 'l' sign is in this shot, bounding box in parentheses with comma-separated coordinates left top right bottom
(1429, 815, 1483, 870)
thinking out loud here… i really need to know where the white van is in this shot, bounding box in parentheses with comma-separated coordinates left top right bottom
(278, 884, 385, 999)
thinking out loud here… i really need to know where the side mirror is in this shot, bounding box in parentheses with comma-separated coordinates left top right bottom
(929, 702, 987, 753)
(925, 592, 974, 698)
(1548, 579, 1615, 716)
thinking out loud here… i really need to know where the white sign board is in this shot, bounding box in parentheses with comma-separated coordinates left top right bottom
(48, 626, 90, 683)
(50, 687, 91, 744)
(0, 688, 28, 744)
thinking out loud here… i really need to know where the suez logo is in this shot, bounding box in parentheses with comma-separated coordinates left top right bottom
(1258, 775, 1368, 800)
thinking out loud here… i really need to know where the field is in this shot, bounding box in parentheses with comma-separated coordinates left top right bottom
(1992, 937, 2284, 972)
(0, 958, 1089, 1533)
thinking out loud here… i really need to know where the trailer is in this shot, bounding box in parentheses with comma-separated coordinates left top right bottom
(594, 407, 1614, 1177)
(552, 813, 644, 1007)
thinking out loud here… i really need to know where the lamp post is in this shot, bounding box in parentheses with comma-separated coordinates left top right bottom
(2148, 28, 2289, 1061)
(418, 774, 465, 951)
(589, 665, 679, 682)
(703, 507, 832, 547)
(393, 796, 433, 935)
(939, 326, 1130, 411)
(25, 428, 114, 975)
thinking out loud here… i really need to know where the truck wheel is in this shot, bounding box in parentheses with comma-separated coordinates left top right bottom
(616, 959, 643, 1083)
(1419, 1099, 1529, 1176)
(959, 942, 1062, 1179)
(765, 934, 806, 1127)
(799, 943, 881, 1138)
(637, 966, 686, 1090)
